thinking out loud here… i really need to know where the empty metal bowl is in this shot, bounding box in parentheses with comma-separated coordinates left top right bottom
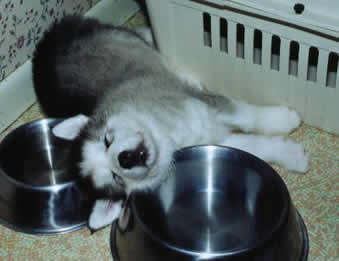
(111, 145, 308, 260)
(0, 118, 94, 234)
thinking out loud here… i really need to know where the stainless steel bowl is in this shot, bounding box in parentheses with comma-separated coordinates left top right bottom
(0, 119, 94, 234)
(111, 145, 308, 260)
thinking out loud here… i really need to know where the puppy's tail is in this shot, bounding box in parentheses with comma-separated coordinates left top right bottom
(32, 15, 113, 117)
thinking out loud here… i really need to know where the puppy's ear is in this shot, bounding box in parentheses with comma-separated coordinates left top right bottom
(53, 114, 89, 140)
(88, 199, 123, 232)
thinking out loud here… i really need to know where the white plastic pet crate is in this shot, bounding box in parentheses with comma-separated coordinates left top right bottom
(146, 0, 339, 134)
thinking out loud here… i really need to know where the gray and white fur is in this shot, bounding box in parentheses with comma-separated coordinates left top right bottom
(32, 16, 308, 230)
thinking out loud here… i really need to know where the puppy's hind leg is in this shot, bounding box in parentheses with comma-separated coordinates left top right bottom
(224, 101, 301, 135)
(221, 134, 309, 173)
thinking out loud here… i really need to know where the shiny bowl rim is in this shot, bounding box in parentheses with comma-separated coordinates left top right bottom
(0, 216, 88, 235)
(129, 145, 291, 257)
(111, 210, 309, 260)
(0, 118, 75, 191)
(0, 118, 91, 235)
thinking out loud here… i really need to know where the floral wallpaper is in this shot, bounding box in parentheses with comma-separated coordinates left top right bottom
(0, 0, 101, 81)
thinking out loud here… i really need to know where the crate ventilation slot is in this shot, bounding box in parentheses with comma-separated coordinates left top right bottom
(203, 13, 212, 47)
(253, 29, 262, 65)
(220, 18, 228, 53)
(236, 24, 245, 59)
(307, 47, 319, 82)
(327, 52, 338, 88)
(289, 41, 299, 76)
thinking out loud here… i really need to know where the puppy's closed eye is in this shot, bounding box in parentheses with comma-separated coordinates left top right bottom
(104, 132, 114, 149)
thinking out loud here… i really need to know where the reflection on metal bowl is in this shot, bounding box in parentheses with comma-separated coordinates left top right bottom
(111, 145, 308, 260)
(0, 119, 94, 234)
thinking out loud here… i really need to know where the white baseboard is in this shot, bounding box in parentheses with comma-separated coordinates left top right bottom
(0, 0, 140, 133)
(85, 0, 140, 25)
(0, 60, 35, 133)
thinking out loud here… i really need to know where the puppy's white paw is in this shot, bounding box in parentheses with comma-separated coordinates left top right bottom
(282, 108, 301, 133)
(88, 199, 123, 230)
(281, 140, 309, 173)
(261, 107, 301, 135)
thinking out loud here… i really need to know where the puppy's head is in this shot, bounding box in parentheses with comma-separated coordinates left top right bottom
(53, 114, 173, 194)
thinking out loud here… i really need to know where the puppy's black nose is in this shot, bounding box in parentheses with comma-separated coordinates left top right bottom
(118, 143, 148, 169)
(118, 151, 137, 169)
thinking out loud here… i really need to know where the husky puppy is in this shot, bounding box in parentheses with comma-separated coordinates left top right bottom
(32, 15, 308, 230)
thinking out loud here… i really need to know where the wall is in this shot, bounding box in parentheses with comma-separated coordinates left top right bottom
(0, 0, 140, 133)
(0, 0, 101, 82)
